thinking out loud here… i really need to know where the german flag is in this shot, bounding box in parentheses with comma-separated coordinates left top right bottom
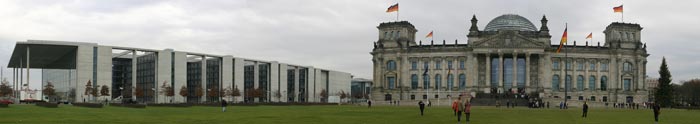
(613, 5, 623, 13)
(556, 26, 568, 53)
(586, 33, 592, 39)
(425, 31, 433, 38)
(386, 3, 399, 13)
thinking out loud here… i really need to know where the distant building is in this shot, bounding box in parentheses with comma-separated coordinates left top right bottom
(646, 77, 659, 90)
(7, 40, 352, 103)
(370, 14, 651, 104)
(351, 78, 372, 102)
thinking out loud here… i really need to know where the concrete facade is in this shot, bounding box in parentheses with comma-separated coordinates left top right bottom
(7, 40, 352, 104)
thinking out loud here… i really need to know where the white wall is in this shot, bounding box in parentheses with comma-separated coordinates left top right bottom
(96, 46, 113, 101)
(156, 49, 173, 103)
(173, 51, 187, 103)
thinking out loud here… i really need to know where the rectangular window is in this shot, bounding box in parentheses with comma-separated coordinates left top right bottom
(601, 63, 609, 71)
(387, 77, 396, 89)
(459, 60, 465, 69)
(589, 63, 595, 71)
(623, 79, 631, 91)
(577, 63, 584, 71)
(423, 62, 429, 70)
(411, 61, 417, 70)
(552, 61, 560, 70)
(435, 61, 441, 70)
(565, 61, 572, 70)
(447, 61, 453, 69)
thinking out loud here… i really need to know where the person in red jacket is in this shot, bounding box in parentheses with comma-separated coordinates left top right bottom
(452, 99, 459, 116)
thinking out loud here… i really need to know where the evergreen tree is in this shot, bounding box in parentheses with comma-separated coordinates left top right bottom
(655, 57, 673, 107)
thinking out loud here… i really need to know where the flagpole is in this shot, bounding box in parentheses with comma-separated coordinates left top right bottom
(621, 4, 624, 22)
(564, 23, 568, 109)
(397, 8, 399, 21)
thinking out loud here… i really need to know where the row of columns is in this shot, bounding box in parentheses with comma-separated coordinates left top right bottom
(483, 53, 532, 93)
(9, 46, 30, 102)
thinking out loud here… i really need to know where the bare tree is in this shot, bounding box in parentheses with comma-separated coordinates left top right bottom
(100, 85, 110, 102)
(0, 79, 11, 97)
(207, 86, 220, 102)
(165, 84, 174, 103)
(231, 86, 241, 102)
(134, 84, 144, 103)
(319, 89, 328, 103)
(84, 80, 93, 102)
(194, 85, 203, 103)
(179, 85, 188, 103)
(42, 82, 56, 102)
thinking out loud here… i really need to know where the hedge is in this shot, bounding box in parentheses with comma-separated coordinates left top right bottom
(72, 103, 104, 108)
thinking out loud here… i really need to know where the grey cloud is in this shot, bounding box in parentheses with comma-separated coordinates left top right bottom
(1, 0, 699, 90)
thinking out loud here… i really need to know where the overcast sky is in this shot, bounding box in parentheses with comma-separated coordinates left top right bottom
(1, 0, 698, 89)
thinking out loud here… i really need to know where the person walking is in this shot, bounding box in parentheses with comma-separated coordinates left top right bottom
(653, 103, 661, 124)
(456, 97, 464, 122)
(418, 101, 426, 116)
(582, 102, 589, 118)
(221, 99, 228, 112)
(367, 100, 372, 108)
(452, 99, 459, 116)
(465, 99, 472, 124)
(427, 100, 432, 107)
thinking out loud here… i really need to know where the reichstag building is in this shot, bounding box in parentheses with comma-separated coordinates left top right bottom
(371, 14, 649, 105)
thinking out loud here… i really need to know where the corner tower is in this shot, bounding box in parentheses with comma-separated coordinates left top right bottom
(375, 21, 417, 48)
(604, 22, 643, 49)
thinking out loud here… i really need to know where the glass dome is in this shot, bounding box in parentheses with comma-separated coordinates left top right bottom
(484, 14, 537, 31)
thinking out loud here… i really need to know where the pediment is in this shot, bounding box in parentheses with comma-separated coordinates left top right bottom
(471, 33, 546, 48)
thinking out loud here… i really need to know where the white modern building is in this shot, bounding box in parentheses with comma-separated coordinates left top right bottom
(6, 40, 352, 103)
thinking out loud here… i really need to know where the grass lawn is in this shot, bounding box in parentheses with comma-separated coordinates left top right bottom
(1, 104, 697, 124)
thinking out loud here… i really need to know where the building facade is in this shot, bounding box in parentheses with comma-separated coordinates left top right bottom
(371, 14, 650, 105)
(7, 40, 352, 103)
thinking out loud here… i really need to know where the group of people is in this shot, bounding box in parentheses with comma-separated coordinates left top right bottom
(610, 102, 647, 109)
(528, 101, 550, 108)
(581, 102, 662, 124)
(388, 100, 400, 106)
(451, 95, 473, 123)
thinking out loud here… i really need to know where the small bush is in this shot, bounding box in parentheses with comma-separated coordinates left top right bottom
(72, 103, 103, 108)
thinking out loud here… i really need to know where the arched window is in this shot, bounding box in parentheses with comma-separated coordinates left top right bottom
(552, 75, 560, 91)
(390, 31, 395, 39)
(435, 74, 442, 90)
(589, 76, 596, 90)
(601, 76, 608, 91)
(384, 32, 388, 39)
(577, 75, 584, 91)
(447, 74, 454, 90)
(411, 74, 418, 89)
(423, 74, 430, 89)
(565, 75, 572, 91)
(387, 60, 397, 71)
(459, 74, 466, 89)
(623, 62, 633, 72)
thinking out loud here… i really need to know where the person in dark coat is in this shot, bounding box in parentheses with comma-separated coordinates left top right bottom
(221, 99, 228, 112)
(418, 101, 426, 116)
(582, 102, 589, 118)
(367, 100, 372, 108)
(653, 103, 661, 124)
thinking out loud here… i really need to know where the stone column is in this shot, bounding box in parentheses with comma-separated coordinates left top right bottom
(525, 53, 530, 91)
(498, 53, 504, 93)
(201, 56, 207, 103)
(485, 54, 491, 89)
(512, 53, 517, 91)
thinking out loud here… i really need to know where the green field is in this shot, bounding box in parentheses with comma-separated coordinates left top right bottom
(1, 104, 697, 124)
